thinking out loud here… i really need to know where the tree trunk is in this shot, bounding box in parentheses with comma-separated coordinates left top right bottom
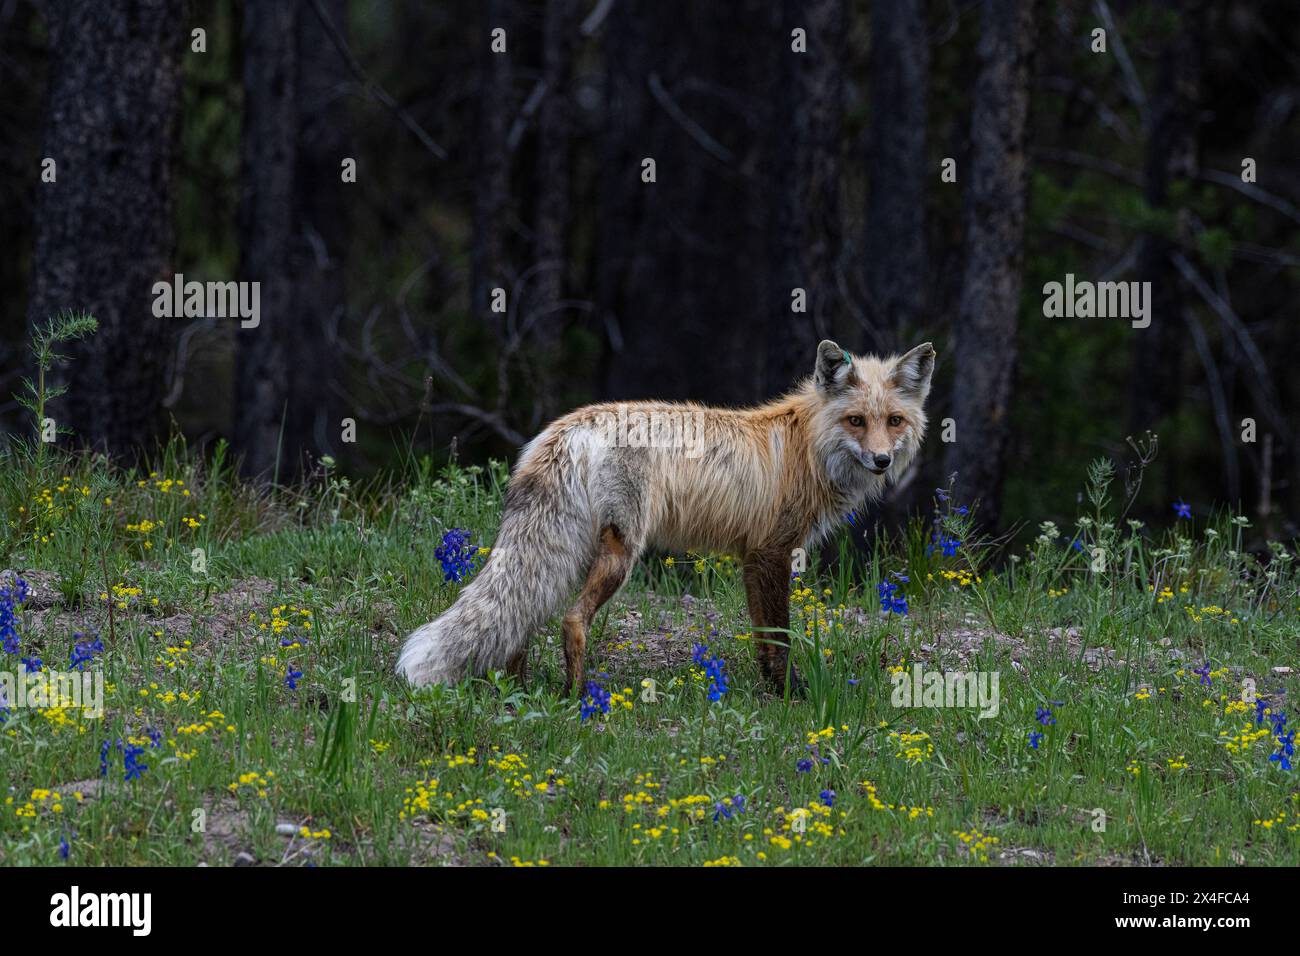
(862, 0, 929, 530)
(764, 0, 846, 396)
(527, 0, 575, 424)
(1128, 1, 1203, 504)
(471, 0, 513, 334)
(600, 0, 769, 406)
(942, 0, 1035, 529)
(0, 2, 47, 432)
(292, 0, 351, 464)
(236, 0, 349, 479)
(863, 0, 929, 354)
(236, 0, 298, 478)
(27, 0, 183, 457)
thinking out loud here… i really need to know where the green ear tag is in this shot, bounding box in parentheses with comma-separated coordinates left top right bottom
(842, 351, 852, 365)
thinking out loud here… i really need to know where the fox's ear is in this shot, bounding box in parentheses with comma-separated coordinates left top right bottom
(814, 339, 855, 393)
(891, 342, 936, 399)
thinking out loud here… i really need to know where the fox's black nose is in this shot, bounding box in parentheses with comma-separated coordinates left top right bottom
(873, 453, 892, 469)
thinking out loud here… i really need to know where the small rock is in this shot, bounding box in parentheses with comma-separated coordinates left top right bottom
(275, 823, 298, 837)
(234, 851, 257, 866)
(1273, 666, 1293, 676)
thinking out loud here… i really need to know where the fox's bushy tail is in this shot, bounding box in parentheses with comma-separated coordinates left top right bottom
(397, 469, 594, 687)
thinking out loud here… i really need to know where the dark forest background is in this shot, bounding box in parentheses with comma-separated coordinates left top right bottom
(1, 0, 1297, 541)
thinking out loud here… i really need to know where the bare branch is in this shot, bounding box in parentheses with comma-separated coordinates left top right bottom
(1182, 305, 1240, 501)
(1033, 147, 1142, 187)
(579, 0, 615, 36)
(647, 72, 735, 164)
(1170, 250, 1289, 437)
(306, 0, 448, 160)
(1197, 168, 1300, 228)
(1093, 0, 1149, 129)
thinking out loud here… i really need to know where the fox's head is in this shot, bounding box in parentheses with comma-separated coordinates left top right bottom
(809, 339, 936, 490)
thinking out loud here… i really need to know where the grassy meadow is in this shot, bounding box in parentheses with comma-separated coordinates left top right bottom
(0, 437, 1297, 867)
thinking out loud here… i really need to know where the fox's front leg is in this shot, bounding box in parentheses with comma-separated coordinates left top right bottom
(742, 550, 800, 692)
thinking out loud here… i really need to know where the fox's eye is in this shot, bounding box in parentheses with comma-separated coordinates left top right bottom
(847, 415, 865, 428)
(888, 415, 903, 427)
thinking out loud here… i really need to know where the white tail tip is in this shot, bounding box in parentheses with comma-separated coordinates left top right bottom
(396, 621, 458, 687)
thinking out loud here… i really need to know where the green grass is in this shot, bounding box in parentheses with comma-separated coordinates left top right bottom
(0, 438, 1297, 867)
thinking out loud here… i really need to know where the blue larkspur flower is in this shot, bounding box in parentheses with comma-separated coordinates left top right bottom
(285, 669, 303, 690)
(692, 643, 729, 700)
(1036, 706, 1056, 726)
(1254, 698, 1271, 725)
(0, 576, 28, 655)
(1028, 731, 1043, 750)
(878, 579, 909, 616)
(796, 758, 813, 773)
(713, 796, 746, 821)
(804, 743, 830, 766)
(435, 528, 479, 583)
(925, 532, 962, 559)
(122, 744, 148, 781)
(99, 739, 114, 777)
(69, 632, 104, 670)
(1269, 711, 1293, 770)
(580, 680, 611, 722)
(819, 789, 836, 807)
(101, 738, 149, 781)
(1173, 499, 1192, 519)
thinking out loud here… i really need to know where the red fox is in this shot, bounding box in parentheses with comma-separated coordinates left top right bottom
(398, 339, 936, 694)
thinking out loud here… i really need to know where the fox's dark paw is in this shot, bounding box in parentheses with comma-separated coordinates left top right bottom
(764, 663, 806, 698)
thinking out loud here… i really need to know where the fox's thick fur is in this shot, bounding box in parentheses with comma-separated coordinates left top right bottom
(398, 339, 936, 693)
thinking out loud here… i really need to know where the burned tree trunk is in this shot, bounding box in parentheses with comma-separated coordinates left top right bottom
(236, 0, 298, 478)
(1127, 0, 1203, 500)
(764, 0, 846, 396)
(600, 0, 770, 406)
(236, 0, 349, 479)
(863, 0, 929, 354)
(291, 0, 351, 466)
(526, 0, 575, 424)
(942, 0, 1035, 528)
(471, 0, 513, 334)
(27, 0, 183, 456)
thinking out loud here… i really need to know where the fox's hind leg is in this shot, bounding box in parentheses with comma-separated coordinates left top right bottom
(563, 525, 637, 697)
(506, 648, 528, 684)
(743, 550, 801, 693)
